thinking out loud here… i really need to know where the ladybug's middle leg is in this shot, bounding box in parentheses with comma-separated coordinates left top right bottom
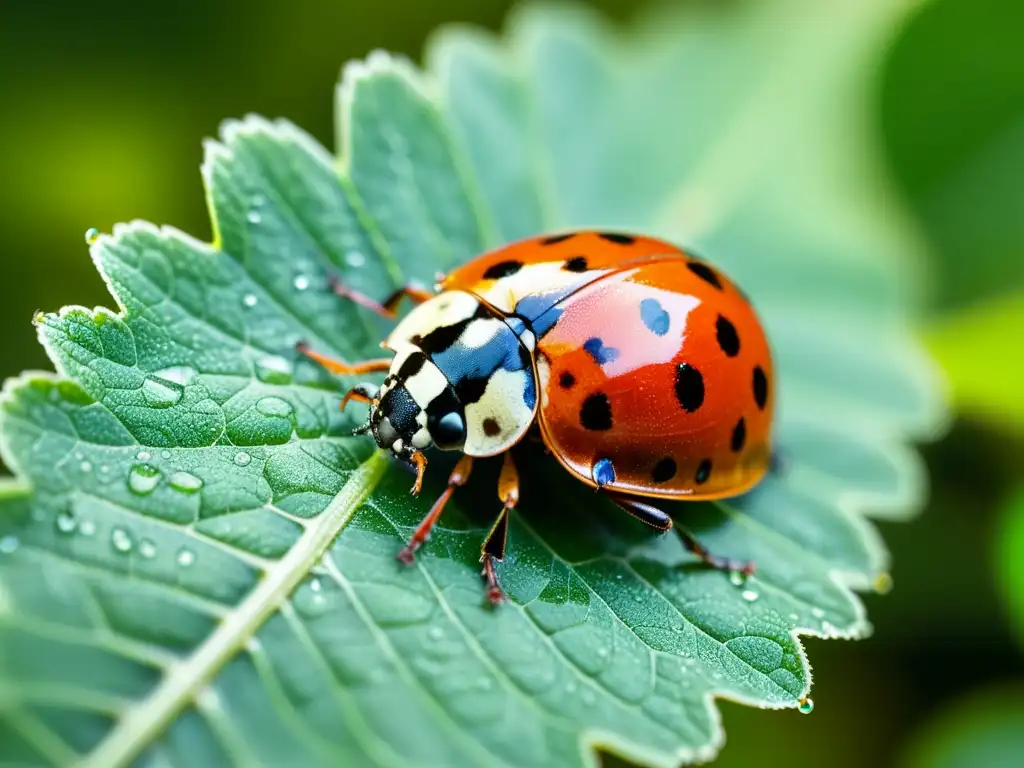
(480, 452, 519, 606)
(608, 494, 755, 576)
(397, 454, 473, 564)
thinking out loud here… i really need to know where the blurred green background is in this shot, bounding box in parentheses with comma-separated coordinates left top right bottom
(1, 0, 1022, 765)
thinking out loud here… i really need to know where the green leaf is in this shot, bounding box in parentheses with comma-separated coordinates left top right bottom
(0, 2, 946, 766)
(926, 291, 1024, 433)
(995, 485, 1024, 648)
(882, 0, 1024, 309)
(899, 683, 1024, 768)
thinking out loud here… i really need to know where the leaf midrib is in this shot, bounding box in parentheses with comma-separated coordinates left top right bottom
(79, 450, 389, 768)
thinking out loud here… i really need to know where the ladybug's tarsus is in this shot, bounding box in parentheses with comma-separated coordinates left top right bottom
(396, 454, 473, 564)
(330, 276, 434, 319)
(676, 527, 756, 576)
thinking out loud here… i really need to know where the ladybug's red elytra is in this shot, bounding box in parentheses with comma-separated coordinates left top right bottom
(299, 231, 774, 603)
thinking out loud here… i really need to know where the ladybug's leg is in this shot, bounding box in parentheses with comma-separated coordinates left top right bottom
(608, 494, 755, 576)
(480, 452, 519, 606)
(330, 276, 433, 319)
(296, 342, 391, 376)
(397, 454, 473, 564)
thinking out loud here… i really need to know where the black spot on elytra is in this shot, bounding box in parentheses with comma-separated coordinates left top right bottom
(687, 261, 723, 290)
(674, 363, 705, 412)
(483, 260, 523, 280)
(541, 233, 574, 245)
(598, 232, 636, 245)
(651, 457, 677, 483)
(695, 459, 712, 484)
(753, 366, 768, 410)
(559, 371, 576, 389)
(731, 418, 746, 453)
(564, 256, 589, 272)
(580, 392, 613, 431)
(482, 417, 501, 437)
(716, 315, 740, 357)
(414, 318, 470, 354)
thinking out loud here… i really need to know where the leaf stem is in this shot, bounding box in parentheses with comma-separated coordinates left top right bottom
(79, 451, 390, 768)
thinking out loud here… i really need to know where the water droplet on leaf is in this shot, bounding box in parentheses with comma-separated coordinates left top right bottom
(55, 511, 77, 534)
(128, 464, 161, 495)
(0, 535, 20, 554)
(111, 527, 133, 553)
(243, 293, 258, 308)
(309, 577, 322, 593)
(741, 589, 759, 602)
(428, 626, 444, 641)
(177, 547, 195, 567)
(142, 377, 183, 408)
(873, 572, 893, 594)
(247, 211, 261, 224)
(153, 366, 197, 387)
(79, 461, 92, 473)
(346, 251, 365, 268)
(293, 275, 310, 291)
(798, 697, 814, 714)
(255, 357, 293, 385)
(139, 538, 157, 559)
(811, 607, 825, 619)
(256, 396, 293, 418)
(136, 450, 152, 462)
(234, 451, 252, 467)
(168, 471, 203, 494)
(729, 570, 745, 587)
(79, 520, 95, 537)
(84, 227, 100, 244)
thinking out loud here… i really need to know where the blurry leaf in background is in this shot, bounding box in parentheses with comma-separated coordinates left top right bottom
(883, 0, 1024, 311)
(0, 0, 948, 765)
(925, 291, 1024, 434)
(898, 683, 1024, 768)
(995, 486, 1024, 649)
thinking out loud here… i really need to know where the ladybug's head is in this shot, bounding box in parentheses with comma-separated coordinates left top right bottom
(352, 349, 467, 461)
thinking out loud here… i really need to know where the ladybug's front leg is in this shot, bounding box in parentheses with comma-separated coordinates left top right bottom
(397, 454, 473, 564)
(330, 277, 434, 319)
(608, 494, 755, 576)
(295, 342, 392, 376)
(480, 452, 519, 606)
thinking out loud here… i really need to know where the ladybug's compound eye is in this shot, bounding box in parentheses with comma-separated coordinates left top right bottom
(429, 410, 466, 451)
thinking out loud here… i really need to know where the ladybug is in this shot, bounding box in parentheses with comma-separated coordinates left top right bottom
(298, 231, 774, 603)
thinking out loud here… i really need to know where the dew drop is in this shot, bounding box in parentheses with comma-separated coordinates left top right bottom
(798, 697, 814, 715)
(309, 577, 322, 593)
(84, 227, 100, 244)
(99, 464, 110, 474)
(247, 211, 262, 224)
(139, 538, 157, 559)
(811, 607, 825, 619)
(293, 274, 310, 291)
(128, 464, 162, 495)
(79, 520, 96, 537)
(597, 647, 609, 659)
(255, 356, 293, 385)
(74, 451, 84, 461)
(243, 293, 258, 308)
(428, 626, 444, 641)
(741, 589, 759, 602)
(0, 535, 18, 554)
(111, 527, 134, 553)
(168, 471, 203, 494)
(153, 366, 197, 387)
(873, 572, 893, 595)
(177, 547, 195, 567)
(234, 451, 252, 467)
(346, 251, 366, 268)
(256, 396, 294, 418)
(729, 570, 745, 587)
(79, 461, 93, 473)
(161, 451, 171, 460)
(55, 511, 77, 534)
(136, 450, 152, 462)
(142, 377, 183, 408)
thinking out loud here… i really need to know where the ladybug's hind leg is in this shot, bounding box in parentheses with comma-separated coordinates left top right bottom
(480, 453, 519, 606)
(608, 494, 755, 577)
